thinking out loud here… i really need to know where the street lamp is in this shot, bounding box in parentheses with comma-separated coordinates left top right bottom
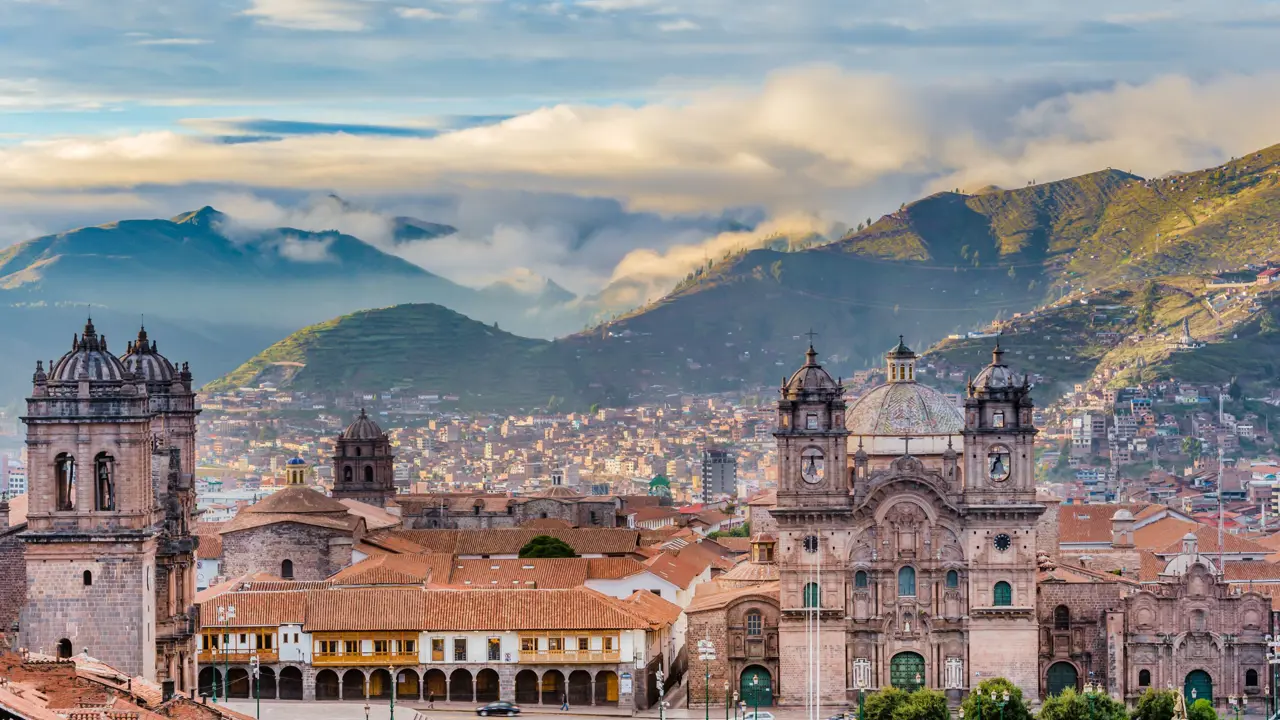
(724, 681, 731, 720)
(993, 690, 1009, 720)
(215, 605, 236, 703)
(364, 702, 370, 720)
(390, 666, 397, 720)
(1228, 696, 1245, 720)
(249, 654, 260, 720)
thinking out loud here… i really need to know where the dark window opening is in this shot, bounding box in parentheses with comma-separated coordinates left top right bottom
(281, 559, 294, 580)
(1054, 605, 1070, 630)
(83, 570, 93, 586)
(1247, 669, 1259, 687)
(94, 452, 115, 511)
(364, 466, 374, 483)
(854, 570, 868, 588)
(55, 453, 76, 510)
(946, 570, 959, 588)
(343, 467, 353, 483)
(1139, 670, 1151, 687)
(57, 639, 73, 658)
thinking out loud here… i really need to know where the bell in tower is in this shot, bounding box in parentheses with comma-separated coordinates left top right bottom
(962, 340, 1037, 499)
(774, 341, 849, 509)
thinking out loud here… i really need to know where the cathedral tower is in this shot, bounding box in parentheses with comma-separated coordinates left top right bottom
(331, 409, 396, 506)
(21, 320, 160, 678)
(961, 341, 1043, 700)
(121, 325, 200, 691)
(774, 344, 848, 509)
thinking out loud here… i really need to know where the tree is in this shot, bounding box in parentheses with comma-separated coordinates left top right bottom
(863, 687, 909, 720)
(1039, 689, 1127, 720)
(518, 535, 578, 558)
(1188, 699, 1217, 720)
(892, 690, 949, 720)
(1132, 688, 1179, 720)
(1228, 376, 1243, 402)
(960, 678, 1032, 720)
(1181, 436, 1204, 461)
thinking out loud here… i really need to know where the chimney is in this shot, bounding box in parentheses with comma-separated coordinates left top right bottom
(1110, 509, 1135, 549)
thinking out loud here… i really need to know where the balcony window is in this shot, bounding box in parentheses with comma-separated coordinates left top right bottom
(454, 638, 467, 662)
(404, 639, 416, 654)
(319, 640, 339, 654)
(993, 581, 1012, 607)
(548, 637, 564, 652)
(802, 582, 819, 608)
(432, 638, 444, 661)
(897, 567, 916, 597)
(521, 638, 536, 652)
(374, 640, 389, 654)
(854, 571, 868, 589)
(604, 637, 615, 651)
(488, 638, 501, 661)
(344, 640, 359, 655)
(257, 633, 274, 650)
(746, 611, 762, 637)
(578, 637, 590, 651)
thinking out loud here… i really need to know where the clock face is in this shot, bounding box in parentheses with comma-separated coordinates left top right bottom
(801, 448, 825, 484)
(988, 446, 1011, 482)
(994, 533, 1012, 552)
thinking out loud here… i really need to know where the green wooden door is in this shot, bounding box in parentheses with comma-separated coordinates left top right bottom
(1184, 670, 1212, 705)
(1046, 663, 1079, 696)
(741, 666, 773, 707)
(890, 653, 925, 691)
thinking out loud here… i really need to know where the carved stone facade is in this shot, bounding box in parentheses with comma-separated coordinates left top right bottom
(19, 320, 199, 689)
(398, 493, 621, 529)
(764, 341, 1045, 705)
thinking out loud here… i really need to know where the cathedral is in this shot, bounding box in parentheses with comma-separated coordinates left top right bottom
(18, 320, 200, 692)
(772, 338, 1044, 701)
(688, 339, 1270, 709)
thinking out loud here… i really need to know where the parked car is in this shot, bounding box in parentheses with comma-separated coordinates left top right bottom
(476, 702, 521, 716)
(743, 712, 775, 720)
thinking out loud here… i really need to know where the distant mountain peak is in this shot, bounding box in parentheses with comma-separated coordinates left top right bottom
(170, 206, 225, 228)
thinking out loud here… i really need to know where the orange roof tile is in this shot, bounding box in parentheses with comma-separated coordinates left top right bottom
(686, 581, 780, 613)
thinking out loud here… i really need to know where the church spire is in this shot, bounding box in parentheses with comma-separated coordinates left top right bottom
(885, 335, 917, 383)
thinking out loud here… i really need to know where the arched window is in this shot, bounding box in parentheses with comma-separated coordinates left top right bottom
(343, 467, 353, 483)
(1139, 669, 1151, 687)
(94, 452, 115, 511)
(945, 570, 959, 588)
(281, 559, 294, 580)
(57, 639, 73, 659)
(1054, 605, 1070, 630)
(803, 582, 820, 608)
(993, 581, 1012, 607)
(746, 611, 762, 636)
(364, 466, 374, 483)
(855, 570, 868, 589)
(1247, 669, 1259, 687)
(83, 570, 93, 586)
(898, 567, 916, 597)
(55, 453, 76, 510)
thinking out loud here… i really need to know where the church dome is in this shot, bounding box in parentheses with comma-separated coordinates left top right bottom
(342, 409, 385, 440)
(783, 345, 838, 394)
(50, 319, 129, 383)
(533, 485, 581, 499)
(846, 336, 962, 437)
(845, 382, 965, 436)
(972, 342, 1018, 390)
(286, 456, 307, 466)
(1162, 531, 1217, 577)
(120, 326, 177, 384)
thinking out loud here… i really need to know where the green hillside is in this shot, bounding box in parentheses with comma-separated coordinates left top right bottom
(206, 304, 597, 411)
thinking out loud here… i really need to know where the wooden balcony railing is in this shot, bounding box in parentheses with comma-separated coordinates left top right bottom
(197, 650, 278, 665)
(519, 649, 621, 664)
(312, 651, 420, 666)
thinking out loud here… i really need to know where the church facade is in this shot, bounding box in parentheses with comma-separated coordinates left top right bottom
(770, 340, 1043, 703)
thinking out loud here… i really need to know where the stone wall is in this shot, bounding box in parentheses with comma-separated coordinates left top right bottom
(1036, 499, 1061, 560)
(20, 536, 157, 679)
(1036, 581, 1125, 693)
(221, 524, 346, 581)
(0, 524, 27, 647)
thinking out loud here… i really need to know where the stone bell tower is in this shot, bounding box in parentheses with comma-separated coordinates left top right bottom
(331, 409, 396, 507)
(21, 319, 160, 679)
(774, 344, 848, 509)
(961, 341, 1043, 700)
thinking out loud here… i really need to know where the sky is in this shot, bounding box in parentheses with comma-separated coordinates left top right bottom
(3, 0, 1280, 297)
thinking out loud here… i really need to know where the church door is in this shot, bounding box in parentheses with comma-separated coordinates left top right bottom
(1184, 670, 1212, 705)
(890, 652, 925, 692)
(1046, 663, 1079, 697)
(740, 666, 773, 707)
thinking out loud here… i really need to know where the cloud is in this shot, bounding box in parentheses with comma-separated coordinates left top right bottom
(134, 38, 212, 46)
(5, 67, 1280, 296)
(241, 0, 370, 30)
(275, 233, 337, 261)
(395, 6, 446, 19)
(657, 19, 699, 31)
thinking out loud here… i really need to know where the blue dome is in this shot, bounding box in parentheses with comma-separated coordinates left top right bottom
(286, 457, 306, 466)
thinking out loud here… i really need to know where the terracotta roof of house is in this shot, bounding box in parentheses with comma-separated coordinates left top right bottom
(360, 529, 431, 554)
(686, 581, 780, 613)
(521, 518, 574, 530)
(745, 489, 776, 507)
(712, 537, 752, 553)
(693, 510, 731, 526)
(329, 554, 445, 586)
(717, 561, 781, 585)
(586, 557, 647, 580)
(617, 589, 683, 628)
(7, 493, 28, 526)
(305, 587, 426, 631)
(631, 507, 683, 523)
(674, 541, 737, 572)
(393, 528, 640, 556)
(1155, 524, 1271, 556)
(247, 486, 350, 515)
(336, 499, 402, 530)
(1059, 504, 1149, 543)
(1139, 551, 1164, 582)
(1255, 532, 1280, 551)
(1036, 559, 1139, 586)
(196, 532, 223, 560)
(1223, 561, 1280, 581)
(643, 552, 704, 589)
(198, 589, 309, 627)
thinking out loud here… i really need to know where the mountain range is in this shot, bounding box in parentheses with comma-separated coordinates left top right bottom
(7, 143, 1280, 410)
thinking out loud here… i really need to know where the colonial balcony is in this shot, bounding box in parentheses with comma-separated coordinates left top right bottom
(312, 650, 420, 666)
(198, 650, 278, 665)
(518, 649, 621, 664)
